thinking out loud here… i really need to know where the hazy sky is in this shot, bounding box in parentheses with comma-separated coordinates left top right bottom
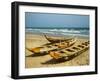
(25, 12, 89, 28)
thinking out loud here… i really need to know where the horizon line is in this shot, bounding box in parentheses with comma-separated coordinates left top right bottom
(26, 27, 89, 28)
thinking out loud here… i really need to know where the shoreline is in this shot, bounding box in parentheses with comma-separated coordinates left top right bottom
(26, 32, 89, 39)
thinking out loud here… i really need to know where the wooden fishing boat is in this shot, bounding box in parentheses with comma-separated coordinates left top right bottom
(44, 34, 74, 43)
(49, 41, 89, 60)
(26, 38, 77, 54)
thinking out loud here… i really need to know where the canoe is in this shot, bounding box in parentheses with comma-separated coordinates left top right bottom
(44, 34, 74, 43)
(49, 41, 89, 60)
(26, 38, 77, 54)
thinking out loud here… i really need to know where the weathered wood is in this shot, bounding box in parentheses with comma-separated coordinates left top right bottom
(26, 38, 77, 54)
(49, 41, 89, 60)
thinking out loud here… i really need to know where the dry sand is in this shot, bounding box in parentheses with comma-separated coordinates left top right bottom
(25, 33, 89, 68)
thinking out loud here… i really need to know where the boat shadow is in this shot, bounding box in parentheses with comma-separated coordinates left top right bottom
(26, 52, 47, 57)
(41, 55, 77, 65)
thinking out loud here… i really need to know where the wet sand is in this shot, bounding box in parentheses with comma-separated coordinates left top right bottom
(25, 33, 89, 68)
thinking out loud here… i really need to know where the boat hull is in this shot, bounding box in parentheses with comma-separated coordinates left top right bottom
(26, 38, 77, 54)
(49, 41, 89, 60)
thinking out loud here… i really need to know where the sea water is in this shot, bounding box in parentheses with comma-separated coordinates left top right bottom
(26, 27, 89, 38)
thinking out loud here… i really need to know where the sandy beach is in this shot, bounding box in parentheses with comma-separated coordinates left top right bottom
(25, 33, 89, 68)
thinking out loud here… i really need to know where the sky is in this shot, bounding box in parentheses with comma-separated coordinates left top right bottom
(25, 12, 89, 28)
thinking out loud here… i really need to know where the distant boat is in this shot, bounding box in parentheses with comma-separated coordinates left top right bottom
(44, 34, 73, 43)
(26, 37, 77, 54)
(49, 41, 89, 60)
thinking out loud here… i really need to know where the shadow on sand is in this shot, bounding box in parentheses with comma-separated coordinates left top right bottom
(41, 51, 84, 65)
(26, 52, 47, 57)
(41, 55, 77, 65)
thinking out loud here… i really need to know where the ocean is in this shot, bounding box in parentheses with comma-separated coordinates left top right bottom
(25, 27, 89, 38)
